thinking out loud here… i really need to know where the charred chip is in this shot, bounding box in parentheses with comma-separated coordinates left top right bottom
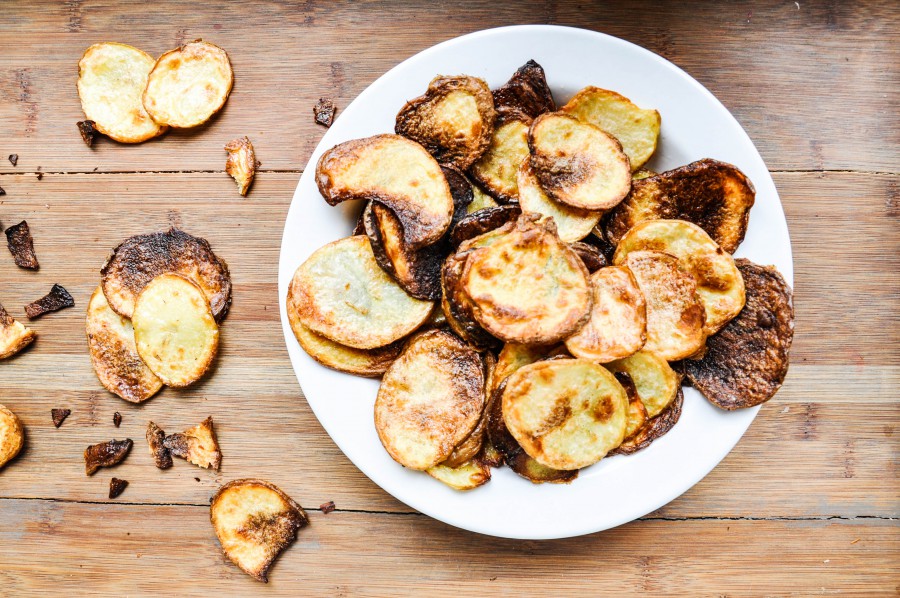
(492, 59, 555, 118)
(84, 438, 133, 476)
(449, 204, 521, 246)
(109, 477, 129, 499)
(25, 284, 75, 320)
(224, 136, 260, 196)
(52, 408, 71, 428)
(6, 220, 39, 269)
(314, 98, 337, 127)
(163, 416, 222, 470)
(568, 241, 608, 273)
(8, 154, 18, 167)
(146, 421, 173, 469)
(0, 303, 36, 359)
(77, 120, 97, 147)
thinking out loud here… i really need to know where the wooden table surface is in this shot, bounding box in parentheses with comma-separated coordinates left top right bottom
(1, 1, 897, 595)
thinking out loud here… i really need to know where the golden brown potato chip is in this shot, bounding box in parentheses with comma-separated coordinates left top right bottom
(528, 112, 632, 210)
(462, 214, 592, 344)
(565, 266, 646, 363)
(316, 134, 454, 249)
(614, 372, 649, 439)
(85, 287, 163, 403)
(132, 273, 219, 387)
(210, 479, 308, 583)
(375, 330, 484, 470)
(101, 229, 232, 321)
(606, 350, 680, 417)
(622, 251, 707, 361)
(502, 359, 628, 470)
(0, 303, 35, 360)
(77, 42, 167, 143)
(163, 416, 221, 470)
(614, 219, 745, 334)
(224, 136, 260, 196)
(469, 110, 532, 202)
(561, 87, 661, 171)
(0, 404, 24, 469)
(142, 40, 233, 128)
(516, 162, 602, 243)
(290, 236, 432, 350)
(605, 159, 756, 253)
(427, 459, 491, 491)
(396, 75, 496, 170)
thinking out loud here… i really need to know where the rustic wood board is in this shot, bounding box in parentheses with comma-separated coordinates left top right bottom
(0, 0, 897, 594)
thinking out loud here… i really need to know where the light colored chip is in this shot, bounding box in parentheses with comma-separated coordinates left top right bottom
(77, 42, 167, 143)
(561, 87, 661, 171)
(142, 40, 233, 128)
(375, 330, 484, 470)
(492, 342, 567, 395)
(565, 266, 646, 363)
(0, 404, 24, 469)
(224, 136, 260, 196)
(316, 135, 454, 249)
(290, 236, 432, 350)
(502, 359, 628, 470)
(427, 459, 491, 491)
(466, 186, 499, 213)
(614, 219, 745, 335)
(606, 350, 680, 418)
(517, 162, 602, 243)
(0, 303, 35, 359)
(210, 479, 308, 583)
(132, 273, 219, 387)
(286, 282, 402, 377)
(621, 251, 707, 361)
(470, 112, 531, 202)
(528, 112, 632, 210)
(85, 287, 163, 403)
(462, 214, 592, 344)
(163, 416, 221, 470)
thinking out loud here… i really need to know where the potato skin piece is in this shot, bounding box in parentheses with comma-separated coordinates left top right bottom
(5, 220, 39, 269)
(84, 438, 132, 476)
(684, 259, 793, 410)
(24, 284, 75, 320)
(395, 75, 496, 170)
(0, 405, 25, 469)
(492, 59, 556, 119)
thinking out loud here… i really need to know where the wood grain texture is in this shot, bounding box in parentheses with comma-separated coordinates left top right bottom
(1, 0, 898, 594)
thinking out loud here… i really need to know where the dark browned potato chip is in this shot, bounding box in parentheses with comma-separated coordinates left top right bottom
(610, 387, 684, 455)
(396, 75, 496, 170)
(25, 284, 74, 320)
(449, 204, 521, 246)
(0, 187, 5, 196)
(163, 416, 222, 470)
(109, 477, 128, 499)
(569, 241, 608, 273)
(440, 249, 501, 352)
(77, 120, 97, 147)
(146, 421, 173, 469)
(113, 412, 122, 427)
(605, 159, 756, 253)
(5, 221, 39, 269)
(492, 59, 555, 118)
(51, 408, 71, 428)
(84, 438, 132, 476)
(314, 97, 337, 127)
(684, 259, 794, 410)
(441, 165, 475, 227)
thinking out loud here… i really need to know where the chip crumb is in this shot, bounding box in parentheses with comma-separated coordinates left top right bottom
(850, 538, 860, 544)
(0, 186, 5, 196)
(35, 168, 43, 181)
(319, 500, 336, 514)
(78, 120, 97, 147)
(781, 406, 789, 413)
(314, 98, 336, 127)
(194, 477, 201, 482)
(109, 477, 129, 499)
(8, 154, 17, 167)
(5, 220, 39, 269)
(25, 284, 74, 319)
(113, 412, 122, 427)
(823, 559, 830, 564)
(51, 408, 71, 428)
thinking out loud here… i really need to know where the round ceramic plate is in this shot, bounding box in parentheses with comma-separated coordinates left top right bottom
(278, 25, 793, 540)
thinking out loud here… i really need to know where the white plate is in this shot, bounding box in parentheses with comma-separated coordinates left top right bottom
(278, 25, 793, 540)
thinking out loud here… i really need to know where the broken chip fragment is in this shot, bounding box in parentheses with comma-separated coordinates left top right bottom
(84, 438, 133, 476)
(25, 284, 75, 320)
(0, 303, 36, 359)
(5, 220, 39, 270)
(163, 416, 222, 470)
(224, 136, 260, 196)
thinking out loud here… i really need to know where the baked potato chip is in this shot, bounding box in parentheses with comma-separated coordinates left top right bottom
(614, 373, 649, 439)
(440, 250, 501, 352)
(469, 110, 531, 202)
(502, 359, 628, 470)
(467, 185, 498, 213)
(622, 251, 707, 361)
(492, 342, 566, 396)
(0, 404, 24, 469)
(614, 219, 745, 334)
(142, 40, 233, 128)
(606, 350, 680, 417)
(375, 330, 484, 470)
(561, 87, 661, 171)
(450, 204, 521, 246)
(224, 136, 260, 196)
(611, 387, 683, 455)
(517, 162, 602, 243)
(132, 273, 219, 387)
(492, 59, 556, 118)
(86, 287, 163, 403)
(0, 303, 35, 359)
(441, 353, 495, 467)
(210, 479, 308, 583)
(684, 259, 794, 410)
(565, 266, 646, 363)
(77, 42, 167, 143)
(605, 159, 756, 253)
(101, 229, 232, 321)
(163, 416, 221, 470)
(427, 459, 491, 491)
(287, 282, 402, 377)
(396, 75, 495, 170)
(290, 236, 432, 349)
(316, 134, 454, 249)
(462, 214, 592, 344)
(529, 112, 632, 210)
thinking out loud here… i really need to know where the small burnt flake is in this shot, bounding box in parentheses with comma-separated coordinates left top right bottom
(319, 500, 336, 514)
(51, 408, 71, 428)
(6, 220, 39, 269)
(314, 98, 336, 127)
(113, 412, 122, 427)
(77, 120, 97, 147)
(0, 186, 5, 196)
(146, 421, 173, 470)
(8, 154, 17, 167)
(24, 284, 74, 319)
(35, 169, 43, 181)
(109, 477, 129, 499)
(84, 438, 133, 476)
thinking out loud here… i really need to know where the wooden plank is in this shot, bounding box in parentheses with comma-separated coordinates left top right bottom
(0, 500, 896, 595)
(1, 0, 897, 174)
